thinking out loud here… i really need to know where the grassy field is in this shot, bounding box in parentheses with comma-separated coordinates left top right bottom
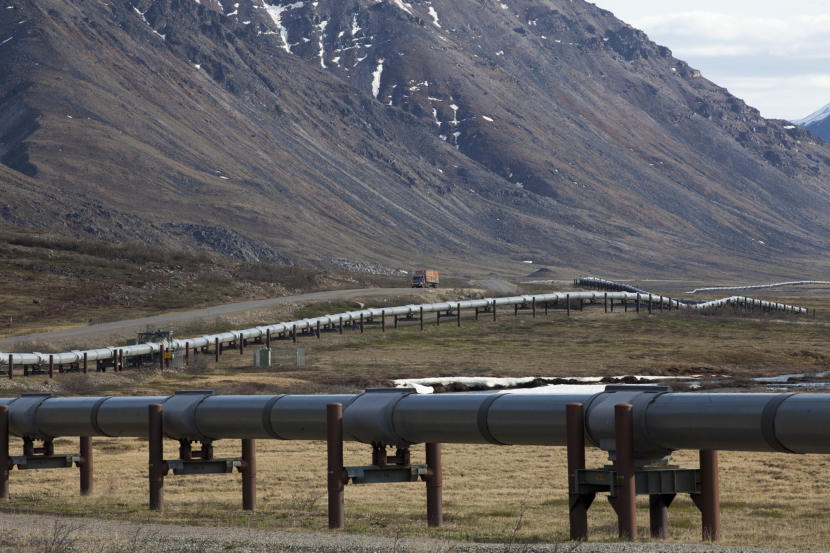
(2, 295, 830, 549)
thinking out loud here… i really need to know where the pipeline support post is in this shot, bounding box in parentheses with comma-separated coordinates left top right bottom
(83, 352, 88, 374)
(360, 313, 364, 334)
(241, 438, 256, 511)
(420, 307, 424, 331)
(532, 297, 536, 318)
(567, 294, 571, 317)
(239, 333, 244, 355)
(215, 338, 220, 363)
(148, 403, 165, 511)
(327, 403, 345, 529)
(649, 493, 674, 539)
(0, 405, 8, 499)
(566, 402, 593, 540)
(49, 355, 54, 379)
(425, 442, 443, 527)
(604, 293, 608, 313)
(614, 403, 636, 540)
(381, 311, 386, 333)
(492, 300, 497, 321)
(457, 303, 462, 327)
(6, 355, 10, 380)
(79, 436, 93, 496)
(698, 450, 720, 541)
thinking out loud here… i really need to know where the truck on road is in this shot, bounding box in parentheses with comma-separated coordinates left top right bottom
(411, 270, 439, 288)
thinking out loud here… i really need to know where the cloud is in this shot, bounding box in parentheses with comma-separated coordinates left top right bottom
(632, 11, 830, 59)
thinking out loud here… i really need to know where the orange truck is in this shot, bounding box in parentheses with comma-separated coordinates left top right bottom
(411, 270, 439, 288)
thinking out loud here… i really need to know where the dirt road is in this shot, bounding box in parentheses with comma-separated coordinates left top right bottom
(0, 287, 426, 348)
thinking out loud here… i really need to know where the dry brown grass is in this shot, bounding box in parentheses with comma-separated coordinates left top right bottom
(2, 438, 829, 549)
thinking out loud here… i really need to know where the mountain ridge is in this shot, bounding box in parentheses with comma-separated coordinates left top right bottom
(3, 0, 830, 278)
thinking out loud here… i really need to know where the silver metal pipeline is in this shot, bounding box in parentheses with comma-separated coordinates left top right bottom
(2, 387, 828, 461)
(0, 291, 808, 367)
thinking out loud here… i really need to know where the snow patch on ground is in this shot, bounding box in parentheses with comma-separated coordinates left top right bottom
(393, 376, 693, 395)
(481, 115, 494, 122)
(316, 19, 328, 68)
(432, 108, 441, 126)
(390, 0, 413, 14)
(371, 58, 385, 98)
(133, 6, 166, 39)
(351, 13, 361, 35)
(428, 6, 440, 27)
(263, 1, 304, 53)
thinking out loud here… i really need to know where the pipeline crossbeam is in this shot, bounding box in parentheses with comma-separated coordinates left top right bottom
(1, 387, 829, 458)
(1, 290, 808, 368)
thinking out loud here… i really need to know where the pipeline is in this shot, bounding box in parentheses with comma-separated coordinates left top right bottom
(1, 387, 828, 460)
(0, 290, 809, 369)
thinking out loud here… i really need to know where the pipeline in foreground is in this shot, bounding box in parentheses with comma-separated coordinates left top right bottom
(0, 290, 809, 369)
(2, 386, 829, 461)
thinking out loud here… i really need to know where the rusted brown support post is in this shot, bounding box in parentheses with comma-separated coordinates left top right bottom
(326, 403, 345, 530)
(700, 450, 720, 541)
(532, 297, 536, 318)
(425, 442, 443, 527)
(649, 494, 674, 538)
(215, 338, 220, 362)
(615, 403, 636, 540)
(0, 405, 8, 499)
(457, 303, 462, 327)
(436, 311, 440, 326)
(79, 436, 93, 496)
(339, 317, 343, 334)
(83, 352, 88, 374)
(648, 294, 652, 314)
(292, 325, 297, 343)
(492, 300, 497, 321)
(624, 299, 628, 312)
(545, 302, 548, 317)
(6, 355, 10, 380)
(317, 320, 321, 339)
(660, 296, 664, 311)
(159, 347, 165, 371)
(610, 298, 614, 312)
(514, 304, 519, 317)
(241, 438, 256, 511)
(394, 314, 399, 328)
(381, 311, 386, 332)
(49, 354, 54, 379)
(566, 403, 591, 541)
(185, 342, 190, 367)
(239, 333, 244, 355)
(359, 313, 364, 334)
(420, 307, 424, 330)
(604, 293, 608, 313)
(266, 329, 271, 348)
(475, 307, 479, 320)
(148, 403, 165, 511)
(579, 298, 584, 311)
(567, 294, 571, 317)
(636, 294, 640, 314)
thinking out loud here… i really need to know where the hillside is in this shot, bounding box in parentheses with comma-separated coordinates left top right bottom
(3, 0, 830, 278)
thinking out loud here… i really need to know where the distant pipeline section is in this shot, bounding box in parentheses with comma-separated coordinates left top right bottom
(0, 287, 809, 371)
(575, 277, 705, 305)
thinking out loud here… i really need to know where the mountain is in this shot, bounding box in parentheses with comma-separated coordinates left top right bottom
(797, 103, 830, 144)
(3, 0, 830, 278)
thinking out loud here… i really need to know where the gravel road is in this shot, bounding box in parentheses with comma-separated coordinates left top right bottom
(0, 288, 427, 348)
(0, 513, 822, 553)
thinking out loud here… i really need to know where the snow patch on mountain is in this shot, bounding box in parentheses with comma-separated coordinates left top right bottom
(372, 58, 385, 98)
(263, 1, 304, 53)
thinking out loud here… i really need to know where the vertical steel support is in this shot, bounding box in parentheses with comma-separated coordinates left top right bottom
(668, 298, 672, 311)
(648, 294, 652, 314)
(215, 338, 220, 362)
(436, 311, 441, 327)
(566, 403, 591, 541)
(6, 355, 11, 380)
(610, 298, 614, 312)
(339, 317, 343, 335)
(381, 311, 386, 332)
(604, 293, 608, 313)
(700, 450, 720, 541)
(185, 342, 190, 366)
(148, 403, 164, 511)
(567, 295, 571, 317)
(266, 330, 271, 349)
(457, 303, 462, 327)
(475, 307, 479, 321)
(317, 321, 321, 339)
(239, 333, 244, 355)
(580, 298, 584, 311)
(79, 436, 93, 496)
(83, 352, 88, 374)
(292, 325, 297, 343)
(649, 494, 674, 538)
(514, 304, 518, 317)
(0, 405, 8, 499)
(242, 438, 256, 511)
(420, 307, 424, 331)
(360, 313, 364, 334)
(159, 347, 165, 371)
(624, 299, 628, 312)
(425, 442, 443, 527)
(636, 294, 640, 314)
(615, 403, 636, 540)
(394, 314, 399, 328)
(544, 302, 548, 317)
(49, 354, 54, 379)
(492, 300, 497, 321)
(327, 403, 345, 530)
(532, 297, 536, 318)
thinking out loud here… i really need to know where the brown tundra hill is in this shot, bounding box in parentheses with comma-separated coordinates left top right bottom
(3, 0, 830, 278)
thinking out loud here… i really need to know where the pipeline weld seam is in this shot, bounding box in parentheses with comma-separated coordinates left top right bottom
(761, 393, 798, 454)
(476, 393, 507, 445)
(262, 395, 286, 440)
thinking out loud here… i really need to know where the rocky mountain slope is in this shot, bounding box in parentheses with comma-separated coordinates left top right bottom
(3, 0, 830, 278)
(797, 103, 830, 144)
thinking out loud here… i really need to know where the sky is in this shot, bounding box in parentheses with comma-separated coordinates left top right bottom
(590, 0, 830, 122)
